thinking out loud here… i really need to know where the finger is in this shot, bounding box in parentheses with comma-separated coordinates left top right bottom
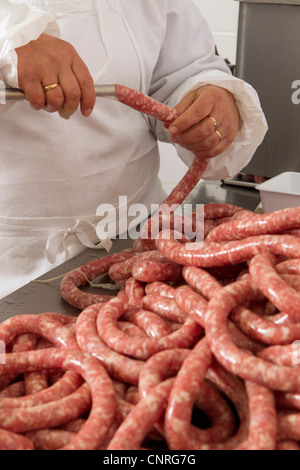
(72, 55, 96, 117)
(42, 79, 64, 113)
(23, 80, 46, 110)
(174, 92, 196, 116)
(181, 130, 222, 154)
(170, 116, 216, 146)
(169, 94, 213, 137)
(192, 135, 230, 160)
(57, 69, 81, 119)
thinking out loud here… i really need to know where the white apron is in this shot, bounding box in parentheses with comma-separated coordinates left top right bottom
(0, 0, 166, 298)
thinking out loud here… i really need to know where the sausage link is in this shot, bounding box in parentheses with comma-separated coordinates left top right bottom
(26, 429, 76, 450)
(249, 253, 300, 321)
(276, 440, 300, 450)
(138, 348, 203, 443)
(124, 277, 145, 307)
(205, 362, 249, 450)
(230, 304, 300, 345)
(0, 333, 41, 392)
(114, 396, 134, 424)
(182, 265, 222, 299)
(132, 260, 183, 283)
(226, 208, 256, 221)
(112, 380, 127, 400)
(174, 284, 263, 354)
(0, 313, 79, 351)
(281, 273, 300, 292)
(114, 84, 178, 125)
(277, 411, 300, 442)
(0, 370, 83, 409)
(0, 381, 25, 398)
(24, 370, 49, 395)
(11, 332, 38, 352)
(156, 232, 300, 268)
(193, 381, 237, 444)
(75, 302, 144, 385)
(284, 228, 300, 238)
(132, 237, 144, 253)
(145, 282, 176, 299)
(204, 219, 217, 238)
(234, 381, 276, 450)
(203, 203, 245, 220)
(174, 284, 207, 328)
(117, 320, 147, 338)
(258, 344, 296, 367)
(0, 314, 79, 392)
(60, 251, 134, 309)
(124, 385, 139, 405)
(123, 308, 172, 339)
(0, 383, 91, 433)
(58, 418, 86, 433)
(204, 277, 300, 391)
(164, 338, 249, 450)
(97, 293, 202, 360)
(164, 337, 213, 450)
(0, 348, 116, 450)
(140, 157, 208, 251)
(107, 379, 174, 450)
(138, 348, 190, 399)
(142, 294, 188, 324)
(276, 259, 300, 276)
(206, 206, 300, 242)
(108, 251, 168, 281)
(162, 158, 207, 209)
(138, 347, 237, 448)
(275, 391, 300, 411)
(0, 429, 34, 450)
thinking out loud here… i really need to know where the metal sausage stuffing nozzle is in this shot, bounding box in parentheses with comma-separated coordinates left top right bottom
(0, 83, 178, 124)
(0, 85, 117, 101)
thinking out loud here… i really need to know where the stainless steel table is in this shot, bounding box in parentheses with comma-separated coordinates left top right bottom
(0, 181, 260, 321)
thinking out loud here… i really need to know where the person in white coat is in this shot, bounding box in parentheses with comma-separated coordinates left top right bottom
(0, 0, 267, 299)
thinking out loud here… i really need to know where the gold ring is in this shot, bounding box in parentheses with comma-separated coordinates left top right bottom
(215, 130, 222, 141)
(209, 116, 218, 130)
(43, 82, 59, 93)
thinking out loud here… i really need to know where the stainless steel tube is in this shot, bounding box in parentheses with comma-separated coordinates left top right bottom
(0, 84, 116, 101)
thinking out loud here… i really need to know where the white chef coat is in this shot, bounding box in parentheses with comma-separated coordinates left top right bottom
(0, 0, 268, 299)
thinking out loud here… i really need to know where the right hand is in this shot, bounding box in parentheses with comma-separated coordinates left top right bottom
(15, 33, 96, 119)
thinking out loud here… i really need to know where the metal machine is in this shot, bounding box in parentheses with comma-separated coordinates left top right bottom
(235, 0, 300, 179)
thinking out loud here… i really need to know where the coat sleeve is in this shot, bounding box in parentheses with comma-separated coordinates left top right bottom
(147, 0, 268, 180)
(0, 1, 58, 89)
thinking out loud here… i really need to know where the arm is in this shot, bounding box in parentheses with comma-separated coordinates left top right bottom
(15, 33, 96, 119)
(0, 2, 95, 119)
(0, 1, 57, 87)
(147, 0, 268, 179)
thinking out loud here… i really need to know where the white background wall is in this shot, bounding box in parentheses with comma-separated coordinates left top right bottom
(193, 0, 239, 65)
(158, 0, 239, 193)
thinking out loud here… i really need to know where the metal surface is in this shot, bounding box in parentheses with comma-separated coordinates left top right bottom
(94, 84, 116, 99)
(0, 237, 133, 321)
(236, 0, 300, 4)
(235, 1, 300, 178)
(0, 181, 260, 322)
(0, 84, 116, 101)
(222, 177, 257, 188)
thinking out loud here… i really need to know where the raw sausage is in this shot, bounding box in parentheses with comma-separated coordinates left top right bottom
(114, 84, 178, 125)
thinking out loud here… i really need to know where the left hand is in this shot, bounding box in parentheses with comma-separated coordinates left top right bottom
(15, 33, 96, 119)
(167, 85, 240, 160)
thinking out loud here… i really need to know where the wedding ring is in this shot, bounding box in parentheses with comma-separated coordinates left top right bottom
(43, 82, 59, 93)
(209, 116, 218, 130)
(215, 130, 222, 141)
